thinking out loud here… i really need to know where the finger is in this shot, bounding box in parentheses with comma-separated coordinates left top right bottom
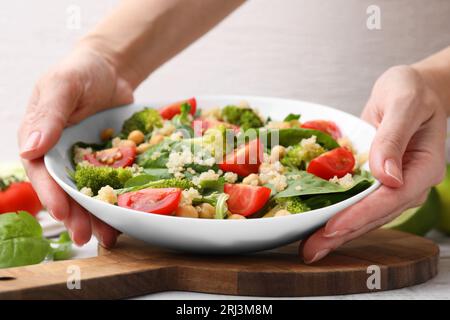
(368, 99, 426, 188)
(90, 215, 121, 248)
(301, 207, 404, 264)
(65, 200, 92, 246)
(18, 72, 81, 159)
(21, 159, 70, 221)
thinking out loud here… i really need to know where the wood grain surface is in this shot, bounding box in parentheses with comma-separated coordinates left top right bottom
(0, 229, 439, 299)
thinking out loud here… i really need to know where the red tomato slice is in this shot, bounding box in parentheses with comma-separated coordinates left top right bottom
(224, 184, 271, 217)
(0, 182, 42, 216)
(117, 188, 182, 215)
(85, 146, 136, 168)
(307, 147, 355, 180)
(219, 139, 263, 177)
(192, 118, 240, 136)
(159, 97, 197, 120)
(301, 120, 342, 140)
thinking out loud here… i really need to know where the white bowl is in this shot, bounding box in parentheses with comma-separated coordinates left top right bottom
(44, 95, 380, 254)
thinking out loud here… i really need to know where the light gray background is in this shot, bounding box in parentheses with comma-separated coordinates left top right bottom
(1, 0, 450, 299)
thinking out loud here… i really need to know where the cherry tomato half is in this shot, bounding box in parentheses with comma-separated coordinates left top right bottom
(306, 147, 355, 180)
(159, 97, 197, 120)
(0, 182, 42, 216)
(117, 188, 182, 215)
(224, 184, 271, 217)
(301, 120, 342, 140)
(219, 139, 263, 177)
(85, 146, 136, 168)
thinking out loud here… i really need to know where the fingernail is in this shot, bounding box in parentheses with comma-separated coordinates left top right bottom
(323, 229, 351, 238)
(384, 158, 403, 184)
(21, 131, 41, 154)
(304, 249, 330, 264)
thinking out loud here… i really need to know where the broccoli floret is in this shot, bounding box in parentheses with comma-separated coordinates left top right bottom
(74, 165, 133, 195)
(275, 197, 310, 214)
(116, 178, 195, 194)
(121, 108, 163, 136)
(280, 143, 325, 168)
(221, 105, 264, 131)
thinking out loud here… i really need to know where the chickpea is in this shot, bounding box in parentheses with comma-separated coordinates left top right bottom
(136, 142, 151, 154)
(100, 128, 114, 141)
(270, 145, 286, 163)
(149, 134, 164, 146)
(118, 139, 136, 148)
(274, 209, 291, 217)
(175, 205, 199, 218)
(128, 130, 145, 145)
(197, 203, 215, 219)
(228, 214, 246, 220)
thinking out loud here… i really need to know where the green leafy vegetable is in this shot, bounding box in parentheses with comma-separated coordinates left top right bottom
(137, 139, 176, 168)
(49, 232, 73, 261)
(73, 165, 133, 195)
(215, 193, 229, 219)
(283, 113, 301, 122)
(261, 128, 339, 150)
(116, 178, 195, 194)
(121, 107, 163, 136)
(0, 211, 50, 268)
(275, 170, 373, 199)
(171, 103, 194, 136)
(221, 105, 264, 131)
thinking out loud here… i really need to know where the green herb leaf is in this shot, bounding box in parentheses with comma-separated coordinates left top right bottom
(0, 211, 50, 268)
(283, 113, 301, 122)
(260, 128, 340, 150)
(274, 170, 373, 198)
(49, 231, 72, 261)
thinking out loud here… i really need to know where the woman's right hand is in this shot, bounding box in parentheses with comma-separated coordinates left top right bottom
(18, 44, 134, 247)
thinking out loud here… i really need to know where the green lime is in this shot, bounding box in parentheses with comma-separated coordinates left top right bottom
(383, 187, 440, 236)
(436, 164, 450, 235)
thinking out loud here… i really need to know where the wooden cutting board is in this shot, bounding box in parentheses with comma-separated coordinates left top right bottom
(0, 229, 439, 299)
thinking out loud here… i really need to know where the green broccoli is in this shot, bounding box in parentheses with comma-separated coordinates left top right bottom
(281, 143, 325, 168)
(192, 192, 229, 219)
(275, 197, 310, 214)
(116, 178, 195, 194)
(121, 107, 163, 136)
(221, 105, 264, 131)
(73, 165, 133, 195)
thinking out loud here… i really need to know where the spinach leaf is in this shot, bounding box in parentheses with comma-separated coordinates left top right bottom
(283, 113, 301, 122)
(0, 211, 50, 268)
(124, 174, 161, 188)
(303, 180, 373, 209)
(260, 128, 340, 150)
(137, 139, 176, 168)
(49, 231, 72, 261)
(275, 170, 373, 199)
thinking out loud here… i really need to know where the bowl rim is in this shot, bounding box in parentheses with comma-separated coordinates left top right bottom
(44, 94, 381, 225)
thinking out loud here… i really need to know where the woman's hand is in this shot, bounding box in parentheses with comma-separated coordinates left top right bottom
(18, 45, 134, 247)
(300, 65, 448, 263)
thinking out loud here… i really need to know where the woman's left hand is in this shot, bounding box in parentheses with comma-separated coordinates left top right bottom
(300, 65, 447, 264)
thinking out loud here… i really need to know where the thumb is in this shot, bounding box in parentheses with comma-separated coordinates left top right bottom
(368, 106, 419, 188)
(18, 74, 81, 160)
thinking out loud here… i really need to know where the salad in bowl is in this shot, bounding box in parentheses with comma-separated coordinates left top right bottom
(67, 97, 374, 221)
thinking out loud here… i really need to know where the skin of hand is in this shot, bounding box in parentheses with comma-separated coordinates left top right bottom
(18, 46, 134, 247)
(300, 65, 448, 264)
(17, 0, 244, 247)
